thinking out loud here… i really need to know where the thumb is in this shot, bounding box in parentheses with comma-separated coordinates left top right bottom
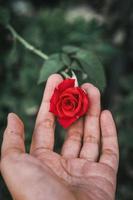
(1, 113, 25, 158)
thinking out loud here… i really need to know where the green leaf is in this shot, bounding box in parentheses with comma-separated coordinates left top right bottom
(96, 43, 118, 56)
(38, 53, 64, 84)
(61, 53, 71, 66)
(62, 45, 80, 54)
(74, 50, 106, 92)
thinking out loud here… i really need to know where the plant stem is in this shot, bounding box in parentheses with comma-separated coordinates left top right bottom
(7, 25, 49, 60)
(61, 71, 71, 78)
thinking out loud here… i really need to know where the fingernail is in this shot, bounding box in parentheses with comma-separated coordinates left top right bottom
(7, 113, 21, 131)
(7, 113, 15, 128)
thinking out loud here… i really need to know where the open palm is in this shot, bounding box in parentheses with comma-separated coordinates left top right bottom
(1, 74, 119, 200)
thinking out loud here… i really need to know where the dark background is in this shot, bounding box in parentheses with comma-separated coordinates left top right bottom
(0, 0, 133, 199)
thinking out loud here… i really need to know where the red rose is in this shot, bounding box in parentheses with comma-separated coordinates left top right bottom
(50, 78, 89, 128)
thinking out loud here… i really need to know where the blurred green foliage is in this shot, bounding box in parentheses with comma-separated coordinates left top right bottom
(0, 1, 133, 200)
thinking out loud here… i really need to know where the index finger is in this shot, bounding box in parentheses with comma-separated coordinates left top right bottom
(30, 74, 63, 155)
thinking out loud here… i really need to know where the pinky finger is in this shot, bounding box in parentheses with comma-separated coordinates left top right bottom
(99, 110, 119, 172)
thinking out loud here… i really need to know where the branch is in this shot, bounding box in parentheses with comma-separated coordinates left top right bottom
(7, 25, 49, 60)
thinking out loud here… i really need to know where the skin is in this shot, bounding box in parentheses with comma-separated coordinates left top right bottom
(0, 74, 119, 200)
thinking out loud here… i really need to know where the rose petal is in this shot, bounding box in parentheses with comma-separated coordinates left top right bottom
(50, 88, 59, 104)
(58, 116, 77, 128)
(77, 89, 89, 116)
(62, 100, 76, 117)
(56, 103, 65, 118)
(49, 106, 59, 116)
(72, 88, 82, 114)
(58, 79, 75, 92)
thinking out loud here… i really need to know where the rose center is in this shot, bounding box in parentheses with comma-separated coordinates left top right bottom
(62, 98, 76, 111)
(65, 99, 71, 105)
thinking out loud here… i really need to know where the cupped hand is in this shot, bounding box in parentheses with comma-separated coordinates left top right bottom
(0, 74, 119, 200)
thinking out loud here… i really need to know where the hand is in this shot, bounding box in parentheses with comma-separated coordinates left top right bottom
(0, 74, 119, 200)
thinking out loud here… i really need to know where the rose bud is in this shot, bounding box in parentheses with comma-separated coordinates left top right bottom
(49, 78, 89, 128)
